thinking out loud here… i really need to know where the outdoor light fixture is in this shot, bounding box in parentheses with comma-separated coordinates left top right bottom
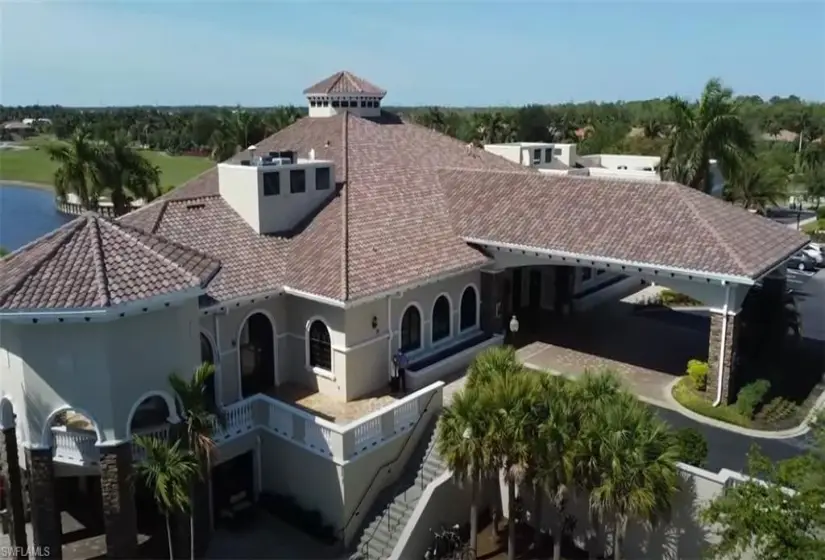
(371, 316, 378, 330)
(509, 315, 520, 334)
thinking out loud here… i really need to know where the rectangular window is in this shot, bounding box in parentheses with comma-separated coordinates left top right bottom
(532, 149, 541, 164)
(375, 101, 380, 109)
(545, 149, 553, 163)
(322, 99, 329, 107)
(341, 100, 350, 108)
(290, 169, 306, 193)
(309, 100, 317, 107)
(361, 100, 367, 107)
(262, 172, 279, 196)
(315, 167, 331, 190)
(331, 100, 340, 108)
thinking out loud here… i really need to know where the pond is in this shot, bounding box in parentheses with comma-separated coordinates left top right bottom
(0, 183, 70, 252)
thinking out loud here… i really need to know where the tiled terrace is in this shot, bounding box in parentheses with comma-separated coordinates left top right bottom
(267, 382, 398, 424)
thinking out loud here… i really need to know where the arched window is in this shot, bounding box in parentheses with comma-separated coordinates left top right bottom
(460, 286, 478, 331)
(400, 305, 422, 352)
(308, 320, 332, 371)
(431, 296, 451, 343)
(238, 312, 276, 397)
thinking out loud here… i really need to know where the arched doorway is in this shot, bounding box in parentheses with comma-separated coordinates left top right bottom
(238, 312, 276, 398)
(200, 333, 218, 409)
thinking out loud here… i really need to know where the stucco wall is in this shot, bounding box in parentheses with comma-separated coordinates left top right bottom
(0, 299, 201, 445)
(345, 270, 482, 399)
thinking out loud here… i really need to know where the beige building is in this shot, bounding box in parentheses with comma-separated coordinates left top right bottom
(0, 71, 808, 558)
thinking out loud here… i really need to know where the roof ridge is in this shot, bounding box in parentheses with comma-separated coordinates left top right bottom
(674, 185, 749, 274)
(104, 219, 217, 284)
(0, 217, 87, 306)
(340, 112, 350, 300)
(88, 216, 112, 307)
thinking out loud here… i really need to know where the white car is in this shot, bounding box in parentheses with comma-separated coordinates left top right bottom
(801, 244, 824, 265)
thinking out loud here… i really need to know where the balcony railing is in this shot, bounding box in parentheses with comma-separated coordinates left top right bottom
(47, 382, 444, 467)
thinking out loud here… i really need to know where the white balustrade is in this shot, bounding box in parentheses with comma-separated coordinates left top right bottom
(392, 398, 419, 432)
(51, 427, 98, 466)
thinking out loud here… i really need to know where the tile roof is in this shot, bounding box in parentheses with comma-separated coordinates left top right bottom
(438, 169, 809, 279)
(303, 71, 387, 96)
(0, 214, 220, 311)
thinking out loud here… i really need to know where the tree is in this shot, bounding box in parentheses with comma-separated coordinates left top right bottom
(585, 392, 680, 560)
(169, 364, 222, 560)
(671, 427, 709, 468)
(465, 345, 524, 391)
(701, 417, 825, 560)
(0, 247, 8, 258)
(133, 435, 199, 560)
(436, 385, 491, 556)
(661, 78, 755, 194)
(96, 132, 161, 216)
(724, 160, 788, 214)
(46, 128, 102, 211)
(803, 165, 825, 209)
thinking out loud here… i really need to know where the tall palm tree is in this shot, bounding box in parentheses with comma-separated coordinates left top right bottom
(169, 364, 223, 560)
(96, 132, 161, 216)
(661, 78, 755, 194)
(586, 393, 680, 560)
(483, 366, 535, 560)
(436, 386, 491, 556)
(46, 128, 102, 210)
(133, 435, 199, 560)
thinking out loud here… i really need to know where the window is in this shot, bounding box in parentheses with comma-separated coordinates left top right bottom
(310, 100, 317, 107)
(263, 172, 280, 196)
(532, 149, 541, 164)
(322, 99, 329, 107)
(459, 286, 478, 331)
(596, 269, 606, 276)
(290, 169, 306, 193)
(581, 268, 592, 282)
(332, 100, 340, 108)
(545, 149, 553, 163)
(553, 148, 563, 155)
(308, 320, 332, 371)
(431, 296, 451, 343)
(361, 100, 367, 107)
(366, 101, 374, 108)
(400, 305, 422, 352)
(375, 101, 381, 109)
(341, 100, 350, 108)
(316, 167, 331, 190)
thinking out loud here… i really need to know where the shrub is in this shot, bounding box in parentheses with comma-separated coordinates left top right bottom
(672, 427, 709, 468)
(686, 359, 709, 391)
(672, 378, 751, 427)
(659, 289, 702, 307)
(735, 379, 771, 419)
(817, 206, 825, 221)
(756, 396, 799, 424)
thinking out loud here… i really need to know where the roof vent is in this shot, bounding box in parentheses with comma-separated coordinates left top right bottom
(185, 203, 206, 210)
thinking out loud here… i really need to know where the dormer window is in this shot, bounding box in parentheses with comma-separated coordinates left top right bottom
(532, 149, 541, 164)
(290, 169, 306, 193)
(263, 172, 280, 196)
(316, 167, 331, 191)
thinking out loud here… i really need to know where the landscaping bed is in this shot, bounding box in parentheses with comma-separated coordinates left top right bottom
(473, 516, 593, 560)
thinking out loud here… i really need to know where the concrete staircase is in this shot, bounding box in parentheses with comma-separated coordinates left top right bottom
(349, 418, 446, 560)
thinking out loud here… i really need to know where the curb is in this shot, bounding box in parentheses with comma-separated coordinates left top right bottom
(664, 377, 825, 440)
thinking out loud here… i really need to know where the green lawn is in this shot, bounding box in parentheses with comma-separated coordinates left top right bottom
(0, 142, 213, 190)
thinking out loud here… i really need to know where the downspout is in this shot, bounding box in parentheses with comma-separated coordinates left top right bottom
(713, 283, 732, 407)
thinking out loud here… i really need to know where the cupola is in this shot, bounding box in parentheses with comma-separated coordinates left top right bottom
(303, 71, 386, 118)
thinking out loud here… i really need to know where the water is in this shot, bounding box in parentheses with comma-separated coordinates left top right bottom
(0, 183, 70, 252)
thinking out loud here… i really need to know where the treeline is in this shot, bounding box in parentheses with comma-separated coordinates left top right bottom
(2, 87, 824, 160)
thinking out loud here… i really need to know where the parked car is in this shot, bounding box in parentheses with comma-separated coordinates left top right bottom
(787, 252, 817, 272)
(801, 243, 824, 266)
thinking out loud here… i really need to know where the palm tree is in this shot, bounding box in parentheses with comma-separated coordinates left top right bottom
(586, 393, 680, 560)
(436, 386, 491, 556)
(46, 128, 102, 210)
(532, 375, 578, 560)
(465, 345, 524, 391)
(661, 78, 755, 194)
(96, 132, 161, 216)
(169, 364, 223, 560)
(483, 366, 535, 560)
(725, 160, 788, 214)
(133, 435, 199, 560)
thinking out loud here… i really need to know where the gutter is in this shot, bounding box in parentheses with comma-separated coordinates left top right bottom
(713, 283, 732, 407)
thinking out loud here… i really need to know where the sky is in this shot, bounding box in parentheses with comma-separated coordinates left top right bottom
(1, 0, 824, 107)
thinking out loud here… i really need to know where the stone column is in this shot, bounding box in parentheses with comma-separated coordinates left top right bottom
(98, 442, 138, 559)
(480, 270, 505, 336)
(25, 446, 62, 560)
(0, 425, 28, 558)
(707, 312, 741, 404)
